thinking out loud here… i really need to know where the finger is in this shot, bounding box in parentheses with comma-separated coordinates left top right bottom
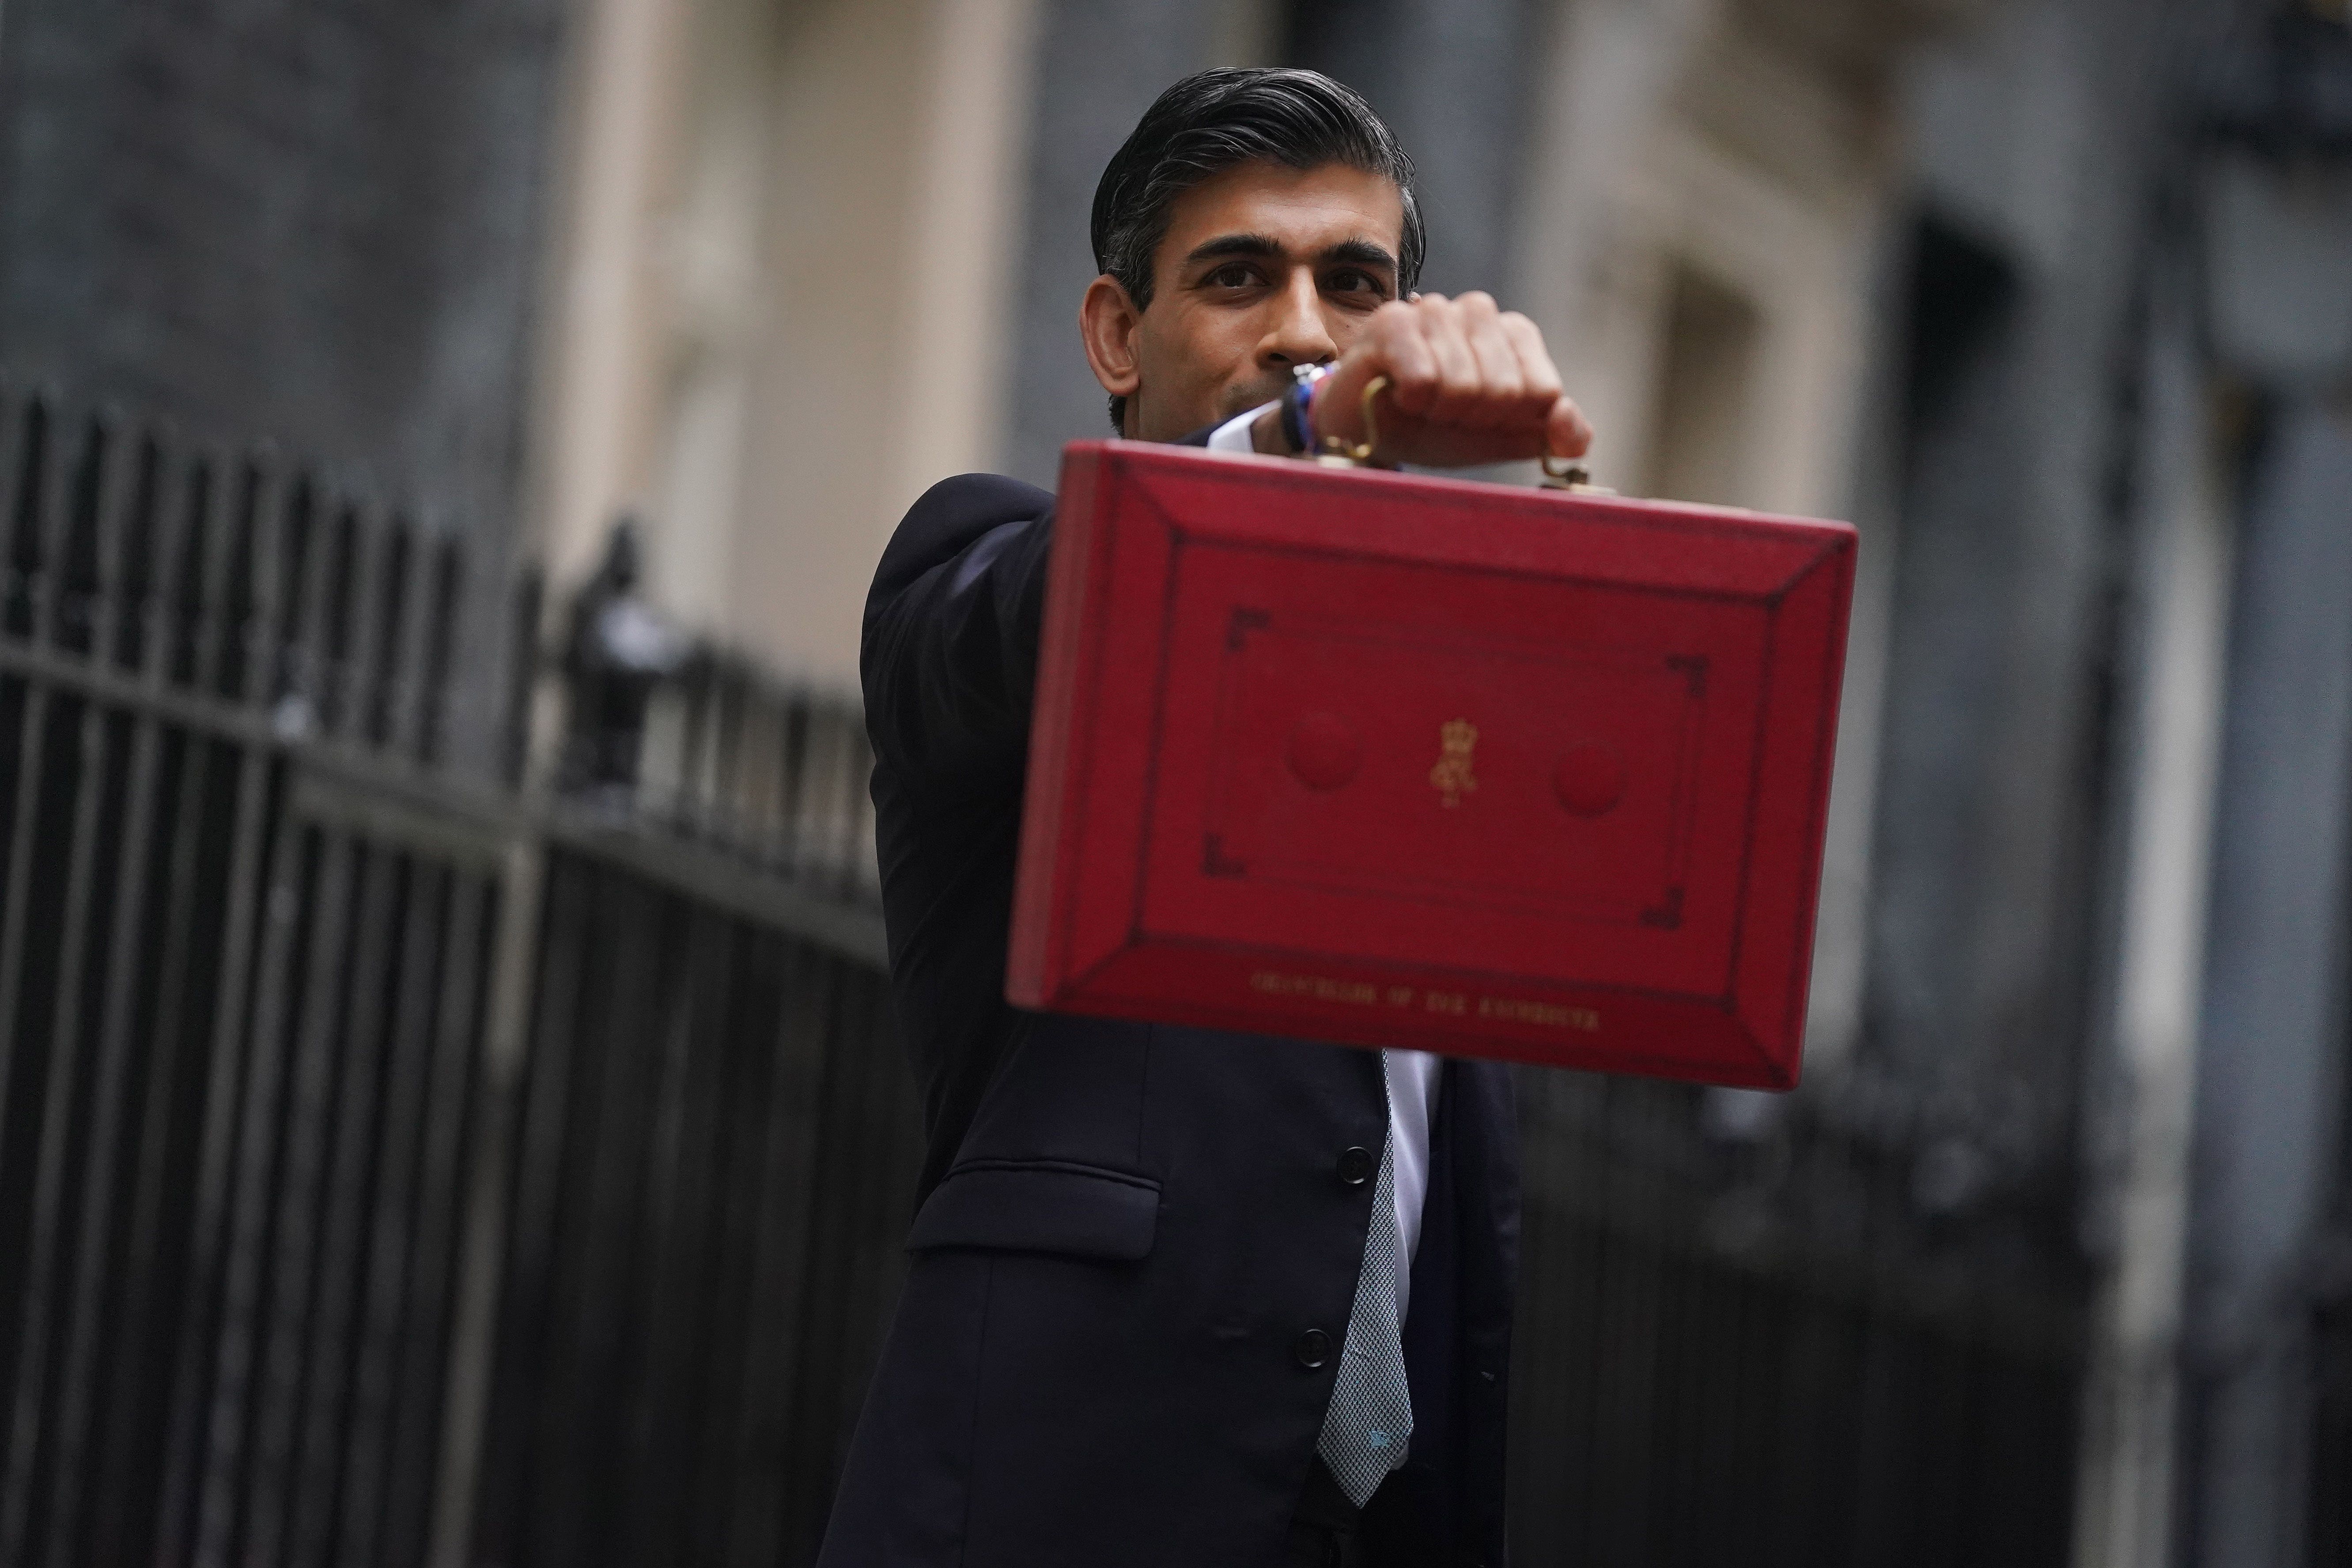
(1365, 299, 1439, 421)
(1459, 295, 1526, 429)
(1318, 302, 1429, 442)
(1545, 394, 1594, 460)
(1418, 296, 1484, 425)
(1501, 313, 1564, 427)
(1389, 300, 1445, 416)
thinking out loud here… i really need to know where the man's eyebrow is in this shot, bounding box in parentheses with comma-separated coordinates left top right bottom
(1323, 238, 1399, 275)
(1183, 232, 1285, 267)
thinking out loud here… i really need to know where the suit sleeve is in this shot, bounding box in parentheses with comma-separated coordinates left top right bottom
(860, 473, 1058, 792)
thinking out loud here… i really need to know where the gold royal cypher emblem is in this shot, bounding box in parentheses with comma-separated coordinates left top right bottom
(1429, 719, 1478, 808)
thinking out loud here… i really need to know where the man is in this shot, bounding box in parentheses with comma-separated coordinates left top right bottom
(819, 68, 1591, 1568)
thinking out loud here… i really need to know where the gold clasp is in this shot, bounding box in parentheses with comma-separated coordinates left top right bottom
(1541, 453, 1614, 494)
(1316, 374, 1390, 468)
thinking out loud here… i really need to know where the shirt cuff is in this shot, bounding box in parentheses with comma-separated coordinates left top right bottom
(1205, 402, 1276, 454)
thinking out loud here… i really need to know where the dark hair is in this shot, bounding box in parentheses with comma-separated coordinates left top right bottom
(1090, 68, 1425, 431)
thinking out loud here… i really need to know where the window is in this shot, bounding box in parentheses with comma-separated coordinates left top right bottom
(1641, 261, 1762, 507)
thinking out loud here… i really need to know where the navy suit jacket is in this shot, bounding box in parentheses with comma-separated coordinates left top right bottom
(817, 444, 1521, 1568)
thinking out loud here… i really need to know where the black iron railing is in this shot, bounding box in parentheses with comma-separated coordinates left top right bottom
(0, 382, 901, 1568)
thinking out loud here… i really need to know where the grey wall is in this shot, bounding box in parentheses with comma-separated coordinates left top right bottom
(1860, 0, 2218, 1197)
(2184, 400, 2352, 1568)
(1286, 0, 1540, 299)
(1876, 2, 2352, 1558)
(0, 0, 568, 536)
(1002, 0, 1229, 487)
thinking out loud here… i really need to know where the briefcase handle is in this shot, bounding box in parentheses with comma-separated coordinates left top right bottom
(1313, 374, 1393, 467)
(1317, 374, 1605, 491)
(1540, 454, 1603, 491)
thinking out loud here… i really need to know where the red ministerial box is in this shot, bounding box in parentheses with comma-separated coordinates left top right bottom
(1007, 441, 1856, 1088)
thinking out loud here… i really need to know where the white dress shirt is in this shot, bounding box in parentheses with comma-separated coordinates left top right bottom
(1204, 404, 1270, 453)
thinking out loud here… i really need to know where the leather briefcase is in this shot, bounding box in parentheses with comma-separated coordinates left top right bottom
(1007, 438, 1855, 1088)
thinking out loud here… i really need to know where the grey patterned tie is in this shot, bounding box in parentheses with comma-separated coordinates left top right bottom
(1316, 1056, 1414, 1507)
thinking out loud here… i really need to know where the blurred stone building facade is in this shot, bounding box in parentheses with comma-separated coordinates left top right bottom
(2, 0, 2348, 1564)
(0, 0, 570, 771)
(524, 0, 2352, 1558)
(526, 4, 2352, 1552)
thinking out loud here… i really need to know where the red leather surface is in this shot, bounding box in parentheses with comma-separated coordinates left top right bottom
(1008, 441, 1856, 1088)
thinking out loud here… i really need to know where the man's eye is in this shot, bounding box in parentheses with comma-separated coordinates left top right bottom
(1205, 263, 1260, 288)
(1327, 269, 1387, 298)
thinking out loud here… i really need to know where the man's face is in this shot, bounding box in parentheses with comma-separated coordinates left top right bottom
(1089, 160, 1405, 441)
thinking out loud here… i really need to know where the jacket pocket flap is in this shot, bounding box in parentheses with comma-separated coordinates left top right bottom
(906, 1160, 1160, 1261)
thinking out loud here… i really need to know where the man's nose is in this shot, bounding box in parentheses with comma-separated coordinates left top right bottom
(1258, 268, 1338, 370)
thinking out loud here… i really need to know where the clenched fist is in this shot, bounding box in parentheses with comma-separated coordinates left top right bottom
(1302, 292, 1592, 469)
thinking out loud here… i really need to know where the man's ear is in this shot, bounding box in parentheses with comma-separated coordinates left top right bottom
(1080, 274, 1143, 422)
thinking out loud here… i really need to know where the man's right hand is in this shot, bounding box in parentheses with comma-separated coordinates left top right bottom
(1310, 291, 1592, 469)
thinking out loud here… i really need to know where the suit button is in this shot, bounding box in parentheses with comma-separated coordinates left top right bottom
(1336, 1146, 1375, 1186)
(1293, 1329, 1334, 1369)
